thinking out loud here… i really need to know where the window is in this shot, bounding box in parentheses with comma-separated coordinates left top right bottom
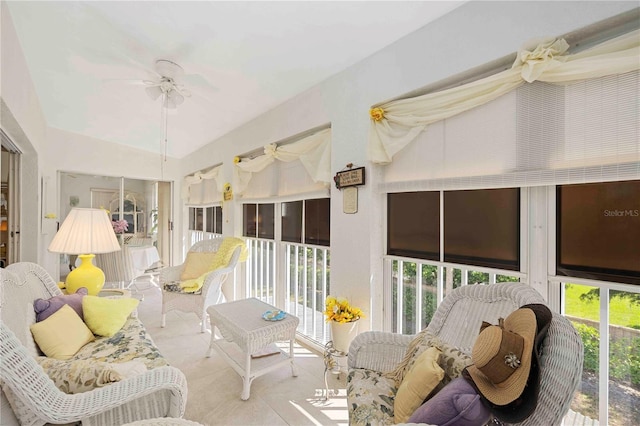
(387, 188, 520, 270)
(281, 198, 330, 246)
(388, 191, 440, 260)
(243, 203, 275, 239)
(305, 198, 330, 246)
(444, 188, 520, 270)
(557, 180, 640, 285)
(282, 201, 302, 243)
(205, 206, 223, 234)
(188, 207, 204, 231)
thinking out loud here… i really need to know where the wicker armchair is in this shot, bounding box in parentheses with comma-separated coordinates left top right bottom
(160, 238, 243, 333)
(0, 262, 188, 426)
(347, 282, 584, 425)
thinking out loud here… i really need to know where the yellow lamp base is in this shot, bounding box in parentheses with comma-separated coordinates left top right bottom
(65, 254, 105, 296)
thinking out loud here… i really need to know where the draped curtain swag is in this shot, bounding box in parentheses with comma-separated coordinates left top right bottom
(369, 29, 640, 164)
(182, 165, 223, 201)
(234, 128, 332, 194)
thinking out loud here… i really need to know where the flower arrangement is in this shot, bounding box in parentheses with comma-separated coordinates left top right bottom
(112, 219, 129, 234)
(324, 295, 364, 323)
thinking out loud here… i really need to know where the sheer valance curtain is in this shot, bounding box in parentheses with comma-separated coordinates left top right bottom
(369, 29, 640, 165)
(234, 128, 332, 201)
(182, 165, 224, 205)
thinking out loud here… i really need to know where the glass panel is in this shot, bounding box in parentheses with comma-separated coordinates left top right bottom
(565, 283, 600, 423)
(214, 206, 222, 234)
(195, 208, 204, 231)
(388, 191, 440, 260)
(557, 181, 640, 285)
(305, 198, 330, 246)
(443, 267, 462, 297)
(205, 207, 214, 233)
(468, 271, 489, 284)
(497, 274, 520, 282)
(444, 188, 519, 270)
(258, 203, 275, 239)
(608, 289, 640, 426)
(392, 260, 399, 333)
(189, 207, 196, 230)
(402, 262, 417, 335)
(243, 204, 257, 237)
(282, 201, 302, 243)
(421, 265, 438, 327)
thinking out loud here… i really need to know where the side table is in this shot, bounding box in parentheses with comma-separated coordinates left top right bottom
(323, 340, 348, 400)
(206, 298, 300, 400)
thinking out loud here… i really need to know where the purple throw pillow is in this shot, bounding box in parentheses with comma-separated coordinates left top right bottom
(407, 377, 491, 426)
(34, 287, 88, 322)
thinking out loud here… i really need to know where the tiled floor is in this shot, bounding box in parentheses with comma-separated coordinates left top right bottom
(131, 281, 349, 426)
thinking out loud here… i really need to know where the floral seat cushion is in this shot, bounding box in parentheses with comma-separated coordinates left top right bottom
(73, 317, 168, 369)
(347, 368, 398, 426)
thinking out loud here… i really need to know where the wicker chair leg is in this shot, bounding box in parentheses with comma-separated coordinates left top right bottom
(161, 312, 166, 328)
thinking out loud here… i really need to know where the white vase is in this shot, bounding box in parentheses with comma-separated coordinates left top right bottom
(330, 321, 359, 353)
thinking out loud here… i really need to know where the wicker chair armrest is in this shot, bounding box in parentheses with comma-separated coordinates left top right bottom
(71, 366, 188, 423)
(159, 265, 183, 283)
(16, 366, 186, 425)
(348, 331, 413, 372)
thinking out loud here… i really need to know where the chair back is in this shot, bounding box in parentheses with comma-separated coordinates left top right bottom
(188, 237, 225, 254)
(95, 247, 136, 286)
(427, 283, 583, 426)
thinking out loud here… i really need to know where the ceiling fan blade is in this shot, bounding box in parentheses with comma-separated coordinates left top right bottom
(174, 85, 191, 98)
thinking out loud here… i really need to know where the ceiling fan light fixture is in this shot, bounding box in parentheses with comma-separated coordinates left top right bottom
(145, 85, 163, 101)
(168, 90, 185, 106)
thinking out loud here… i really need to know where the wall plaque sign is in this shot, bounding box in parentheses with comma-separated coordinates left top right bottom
(334, 166, 365, 189)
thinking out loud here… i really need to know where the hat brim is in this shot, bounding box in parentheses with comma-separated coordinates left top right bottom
(466, 308, 536, 406)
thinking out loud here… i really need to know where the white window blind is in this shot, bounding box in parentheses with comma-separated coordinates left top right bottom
(236, 128, 331, 202)
(380, 70, 639, 193)
(183, 165, 223, 206)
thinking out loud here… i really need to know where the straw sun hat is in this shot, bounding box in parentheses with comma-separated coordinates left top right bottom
(466, 307, 536, 406)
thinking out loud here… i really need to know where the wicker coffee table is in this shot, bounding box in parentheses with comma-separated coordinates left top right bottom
(206, 298, 299, 400)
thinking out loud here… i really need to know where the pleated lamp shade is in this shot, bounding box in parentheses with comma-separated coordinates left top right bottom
(48, 208, 121, 295)
(49, 208, 121, 254)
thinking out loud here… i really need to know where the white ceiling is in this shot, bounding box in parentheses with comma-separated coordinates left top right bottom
(6, 1, 464, 159)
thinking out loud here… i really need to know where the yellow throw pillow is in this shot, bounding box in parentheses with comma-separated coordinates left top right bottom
(180, 252, 217, 280)
(82, 296, 139, 337)
(30, 304, 95, 360)
(393, 346, 445, 424)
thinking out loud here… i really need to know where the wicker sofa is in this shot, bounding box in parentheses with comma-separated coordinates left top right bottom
(346, 282, 583, 426)
(0, 262, 188, 426)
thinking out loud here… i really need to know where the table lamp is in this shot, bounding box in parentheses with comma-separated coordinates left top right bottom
(48, 208, 121, 295)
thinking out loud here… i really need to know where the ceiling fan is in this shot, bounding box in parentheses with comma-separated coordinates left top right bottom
(143, 59, 192, 109)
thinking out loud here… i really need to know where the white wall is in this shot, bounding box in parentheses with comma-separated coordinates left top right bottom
(181, 1, 637, 331)
(1, 2, 48, 265)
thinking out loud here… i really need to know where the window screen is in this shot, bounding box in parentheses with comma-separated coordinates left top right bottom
(243, 204, 257, 237)
(205, 207, 214, 233)
(214, 206, 222, 234)
(257, 204, 275, 239)
(557, 180, 640, 285)
(305, 198, 330, 246)
(387, 191, 440, 260)
(444, 188, 520, 270)
(282, 201, 303, 243)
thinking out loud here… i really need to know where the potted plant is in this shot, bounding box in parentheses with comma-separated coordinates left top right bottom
(324, 295, 364, 353)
